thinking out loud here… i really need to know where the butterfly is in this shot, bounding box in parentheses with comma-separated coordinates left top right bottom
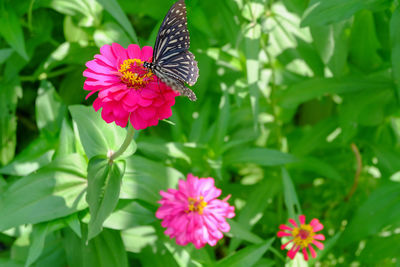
(143, 0, 199, 101)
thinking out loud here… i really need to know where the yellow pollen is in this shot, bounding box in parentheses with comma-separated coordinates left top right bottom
(118, 58, 153, 88)
(186, 196, 207, 215)
(292, 224, 315, 248)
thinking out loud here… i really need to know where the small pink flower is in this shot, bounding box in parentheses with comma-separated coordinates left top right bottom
(156, 174, 235, 249)
(277, 215, 325, 261)
(83, 43, 179, 130)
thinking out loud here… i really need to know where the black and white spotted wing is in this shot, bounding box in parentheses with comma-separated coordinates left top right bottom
(144, 0, 199, 101)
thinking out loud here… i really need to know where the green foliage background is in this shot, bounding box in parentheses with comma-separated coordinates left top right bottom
(0, 0, 400, 266)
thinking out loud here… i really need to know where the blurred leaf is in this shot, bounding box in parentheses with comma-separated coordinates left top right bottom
(0, 154, 87, 231)
(35, 80, 66, 137)
(69, 105, 136, 159)
(216, 238, 274, 267)
(120, 156, 183, 203)
(0, 80, 22, 165)
(96, 0, 138, 43)
(229, 177, 280, 251)
(54, 119, 75, 159)
(49, 0, 102, 27)
(245, 24, 261, 128)
(224, 147, 297, 166)
(228, 219, 263, 244)
(94, 22, 131, 48)
(280, 75, 394, 108)
(63, 228, 128, 267)
(211, 90, 230, 155)
(0, 48, 13, 64)
(0, 8, 28, 60)
(289, 156, 342, 180)
(0, 136, 55, 176)
(63, 16, 89, 45)
(103, 200, 156, 230)
(390, 6, 400, 101)
(25, 221, 64, 267)
(349, 10, 382, 72)
(86, 156, 125, 241)
(282, 168, 302, 219)
(340, 182, 400, 246)
(360, 234, 400, 264)
(120, 226, 157, 253)
(301, 0, 392, 27)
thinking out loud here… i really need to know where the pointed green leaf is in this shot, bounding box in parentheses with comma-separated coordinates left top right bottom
(0, 8, 28, 60)
(0, 154, 87, 231)
(216, 238, 274, 267)
(86, 156, 125, 240)
(69, 105, 136, 159)
(96, 0, 138, 43)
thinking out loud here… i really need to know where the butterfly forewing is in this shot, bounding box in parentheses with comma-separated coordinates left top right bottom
(152, 0, 199, 87)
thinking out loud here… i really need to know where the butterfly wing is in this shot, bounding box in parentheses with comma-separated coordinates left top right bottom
(152, 0, 199, 86)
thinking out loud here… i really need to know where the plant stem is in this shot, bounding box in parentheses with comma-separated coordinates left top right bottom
(109, 124, 135, 162)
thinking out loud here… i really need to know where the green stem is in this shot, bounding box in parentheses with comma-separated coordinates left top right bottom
(109, 124, 135, 162)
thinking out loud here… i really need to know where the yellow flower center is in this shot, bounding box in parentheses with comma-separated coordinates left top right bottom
(118, 58, 153, 88)
(186, 196, 207, 215)
(292, 224, 315, 248)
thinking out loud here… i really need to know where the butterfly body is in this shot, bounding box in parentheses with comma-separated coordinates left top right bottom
(144, 0, 199, 101)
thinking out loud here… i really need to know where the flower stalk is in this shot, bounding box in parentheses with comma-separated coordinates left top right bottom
(109, 124, 135, 162)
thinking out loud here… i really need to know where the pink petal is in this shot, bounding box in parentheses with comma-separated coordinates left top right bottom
(313, 234, 325, 240)
(127, 44, 141, 59)
(289, 219, 298, 228)
(140, 46, 153, 61)
(302, 247, 309, 261)
(312, 240, 324, 250)
(277, 231, 292, 237)
(299, 215, 306, 225)
(309, 245, 317, 258)
(279, 224, 293, 231)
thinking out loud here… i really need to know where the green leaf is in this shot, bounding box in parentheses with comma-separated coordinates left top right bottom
(390, 6, 400, 101)
(245, 23, 261, 129)
(216, 238, 274, 267)
(121, 156, 183, 203)
(211, 90, 231, 155)
(224, 147, 297, 166)
(0, 154, 87, 231)
(25, 221, 64, 267)
(54, 119, 75, 159)
(282, 168, 302, 219)
(228, 220, 263, 244)
(103, 200, 156, 230)
(0, 80, 22, 165)
(349, 10, 382, 72)
(0, 136, 55, 176)
(63, 227, 128, 267)
(120, 226, 157, 253)
(86, 156, 125, 240)
(69, 105, 136, 159)
(229, 177, 280, 251)
(0, 48, 13, 64)
(35, 80, 66, 137)
(340, 182, 400, 246)
(49, 0, 102, 27)
(94, 22, 131, 48)
(301, 0, 392, 27)
(279, 75, 394, 108)
(0, 8, 28, 60)
(96, 0, 139, 43)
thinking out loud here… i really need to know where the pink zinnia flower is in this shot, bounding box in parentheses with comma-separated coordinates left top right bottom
(277, 215, 325, 261)
(156, 174, 235, 249)
(83, 43, 179, 130)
